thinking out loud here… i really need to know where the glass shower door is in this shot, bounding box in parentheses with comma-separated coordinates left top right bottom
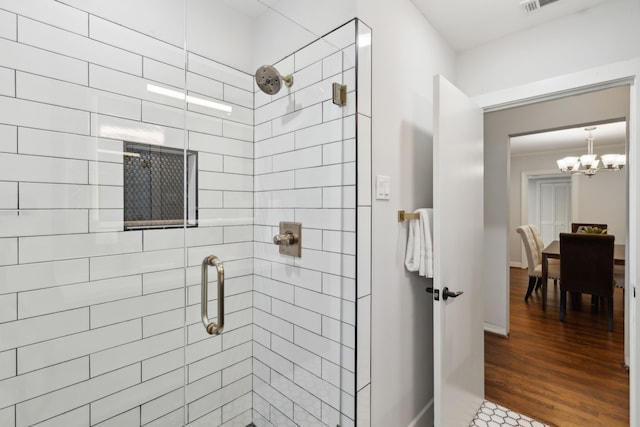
(0, 1, 359, 426)
(180, 1, 256, 422)
(242, 21, 357, 427)
(0, 1, 192, 425)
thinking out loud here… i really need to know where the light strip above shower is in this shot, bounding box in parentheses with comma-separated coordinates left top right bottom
(147, 84, 233, 113)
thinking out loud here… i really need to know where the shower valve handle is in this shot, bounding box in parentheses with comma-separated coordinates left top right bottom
(273, 222, 302, 257)
(273, 232, 298, 246)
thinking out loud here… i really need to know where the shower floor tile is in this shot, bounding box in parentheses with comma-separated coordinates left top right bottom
(470, 400, 550, 427)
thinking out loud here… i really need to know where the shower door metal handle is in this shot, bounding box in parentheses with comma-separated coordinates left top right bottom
(201, 255, 224, 335)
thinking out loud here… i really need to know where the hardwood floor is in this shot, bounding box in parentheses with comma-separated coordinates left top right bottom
(485, 267, 629, 427)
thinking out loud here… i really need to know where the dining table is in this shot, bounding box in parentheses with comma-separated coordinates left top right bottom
(540, 240, 625, 310)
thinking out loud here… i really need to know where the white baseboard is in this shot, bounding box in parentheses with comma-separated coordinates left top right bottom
(407, 398, 433, 427)
(484, 322, 508, 337)
(509, 261, 523, 268)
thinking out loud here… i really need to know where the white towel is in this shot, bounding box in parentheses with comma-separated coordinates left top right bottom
(404, 208, 434, 278)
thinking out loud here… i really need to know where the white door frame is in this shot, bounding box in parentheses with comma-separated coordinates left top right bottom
(475, 58, 639, 427)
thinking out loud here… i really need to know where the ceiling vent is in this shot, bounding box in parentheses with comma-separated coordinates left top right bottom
(520, 0, 560, 14)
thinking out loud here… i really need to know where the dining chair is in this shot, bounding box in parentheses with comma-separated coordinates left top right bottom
(571, 222, 608, 233)
(559, 232, 615, 331)
(516, 225, 560, 302)
(529, 224, 557, 291)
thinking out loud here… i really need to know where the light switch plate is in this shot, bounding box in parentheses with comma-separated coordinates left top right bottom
(375, 175, 390, 200)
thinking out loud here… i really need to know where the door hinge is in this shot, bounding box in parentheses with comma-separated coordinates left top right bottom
(332, 82, 347, 106)
(426, 287, 439, 301)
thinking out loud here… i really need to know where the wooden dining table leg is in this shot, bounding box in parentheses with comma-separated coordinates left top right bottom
(542, 253, 548, 311)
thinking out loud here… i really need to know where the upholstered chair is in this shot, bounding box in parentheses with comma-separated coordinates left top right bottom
(516, 225, 560, 302)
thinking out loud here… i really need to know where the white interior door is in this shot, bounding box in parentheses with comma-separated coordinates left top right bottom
(538, 180, 571, 245)
(433, 74, 485, 426)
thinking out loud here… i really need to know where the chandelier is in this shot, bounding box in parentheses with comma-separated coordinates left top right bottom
(556, 126, 626, 177)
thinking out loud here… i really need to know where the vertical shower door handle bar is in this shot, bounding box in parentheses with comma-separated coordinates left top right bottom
(201, 255, 225, 335)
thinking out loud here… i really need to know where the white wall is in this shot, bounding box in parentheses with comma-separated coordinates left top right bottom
(456, 0, 640, 96)
(574, 165, 627, 241)
(252, 0, 357, 71)
(59, 0, 256, 73)
(511, 146, 628, 265)
(355, 0, 456, 426)
(186, 0, 256, 72)
(58, 0, 185, 46)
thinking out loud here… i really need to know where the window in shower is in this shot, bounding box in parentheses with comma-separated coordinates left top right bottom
(123, 142, 198, 230)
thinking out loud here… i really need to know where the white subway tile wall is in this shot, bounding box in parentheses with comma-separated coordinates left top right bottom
(252, 20, 363, 427)
(0, 2, 368, 425)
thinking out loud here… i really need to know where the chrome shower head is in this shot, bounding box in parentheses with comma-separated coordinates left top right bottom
(255, 65, 293, 95)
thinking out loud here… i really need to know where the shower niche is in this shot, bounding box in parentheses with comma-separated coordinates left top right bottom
(123, 142, 198, 230)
